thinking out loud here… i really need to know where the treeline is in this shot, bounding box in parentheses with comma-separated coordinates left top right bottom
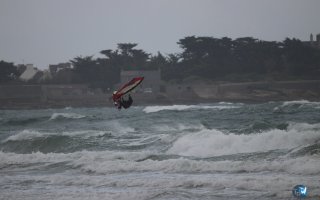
(169, 36, 320, 82)
(1, 36, 320, 88)
(0, 60, 19, 83)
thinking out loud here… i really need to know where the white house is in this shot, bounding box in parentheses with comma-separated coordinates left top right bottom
(19, 64, 42, 81)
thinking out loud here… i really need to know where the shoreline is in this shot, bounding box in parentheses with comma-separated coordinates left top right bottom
(1, 96, 319, 110)
(1, 80, 320, 110)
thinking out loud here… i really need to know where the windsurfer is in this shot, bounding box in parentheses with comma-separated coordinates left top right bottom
(113, 91, 133, 110)
(111, 76, 144, 110)
(121, 94, 133, 109)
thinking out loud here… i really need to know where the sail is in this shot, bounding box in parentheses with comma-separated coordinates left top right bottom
(113, 77, 144, 100)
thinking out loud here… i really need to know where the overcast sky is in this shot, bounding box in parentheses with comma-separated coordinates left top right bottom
(1, 0, 320, 69)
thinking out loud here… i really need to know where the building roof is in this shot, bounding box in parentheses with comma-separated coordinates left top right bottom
(19, 64, 40, 81)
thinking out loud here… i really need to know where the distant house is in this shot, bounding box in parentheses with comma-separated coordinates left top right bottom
(19, 64, 43, 82)
(119, 69, 162, 93)
(307, 33, 320, 48)
(49, 63, 71, 75)
(39, 69, 52, 82)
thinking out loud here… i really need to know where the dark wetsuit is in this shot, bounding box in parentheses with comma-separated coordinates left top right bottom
(120, 95, 133, 109)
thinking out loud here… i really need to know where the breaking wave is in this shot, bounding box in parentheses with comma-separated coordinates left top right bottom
(49, 113, 86, 120)
(1, 101, 320, 200)
(0, 150, 319, 175)
(167, 122, 320, 158)
(143, 104, 241, 113)
(281, 100, 320, 108)
(2, 129, 109, 142)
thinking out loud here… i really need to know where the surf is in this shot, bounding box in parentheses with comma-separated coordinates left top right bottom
(167, 122, 320, 157)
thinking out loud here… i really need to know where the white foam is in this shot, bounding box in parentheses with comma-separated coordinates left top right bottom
(218, 102, 235, 105)
(152, 123, 205, 132)
(0, 150, 152, 167)
(287, 122, 320, 131)
(3, 168, 320, 200)
(3, 120, 135, 142)
(3, 129, 109, 142)
(143, 105, 194, 113)
(167, 123, 320, 158)
(60, 130, 109, 138)
(49, 112, 86, 120)
(1, 150, 320, 176)
(3, 130, 47, 141)
(58, 153, 320, 175)
(281, 100, 320, 107)
(143, 104, 240, 113)
(2, 166, 319, 200)
(107, 121, 135, 134)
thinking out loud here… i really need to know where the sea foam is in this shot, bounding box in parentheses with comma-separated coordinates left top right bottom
(1, 150, 320, 175)
(2, 129, 109, 142)
(143, 104, 241, 113)
(167, 123, 320, 158)
(49, 112, 86, 120)
(281, 100, 320, 108)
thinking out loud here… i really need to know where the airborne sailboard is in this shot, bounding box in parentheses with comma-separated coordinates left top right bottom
(112, 77, 144, 102)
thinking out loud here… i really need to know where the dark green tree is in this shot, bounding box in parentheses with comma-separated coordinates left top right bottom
(71, 36, 320, 85)
(70, 56, 98, 83)
(282, 38, 320, 78)
(0, 60, 19, 83)
(116, 43, 150, 70)
(148, 52, 168, 70)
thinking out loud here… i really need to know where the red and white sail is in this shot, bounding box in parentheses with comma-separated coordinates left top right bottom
(112, 77, 144, 101)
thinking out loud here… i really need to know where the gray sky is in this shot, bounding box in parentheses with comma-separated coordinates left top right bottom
(1, 0, 320, 69)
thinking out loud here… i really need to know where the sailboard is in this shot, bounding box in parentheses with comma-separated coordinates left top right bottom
(112, 77, 144, 101)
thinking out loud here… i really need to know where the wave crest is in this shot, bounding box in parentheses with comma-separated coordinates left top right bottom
(49, 113, 86, 120)
(3, 129, 109, 142)
(1, 150, 319, 175)
(143, 104, 241, 113)
(281, 100, 320, 108)
(167, 123, 320, 157)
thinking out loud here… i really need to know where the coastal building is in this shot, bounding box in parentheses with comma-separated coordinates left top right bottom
(39, 69, 52, 82)
(119, 69, 162, 93)
(19, 64, 43, 82)
(49, 63, 72, 75)
(309, 33, 320, 48)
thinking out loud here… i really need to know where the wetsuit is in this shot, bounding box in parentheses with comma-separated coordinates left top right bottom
(121, 95, 133, 109)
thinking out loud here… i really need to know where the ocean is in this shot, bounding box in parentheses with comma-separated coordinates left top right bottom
(0, 101, 320, 200)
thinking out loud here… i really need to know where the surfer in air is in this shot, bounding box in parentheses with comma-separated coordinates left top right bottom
(121, 94, 133, 109)
(113, 93, 133, 110)
(112, 77, 144, 110)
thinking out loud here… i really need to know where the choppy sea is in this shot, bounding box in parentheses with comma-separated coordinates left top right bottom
(1, 100, 320, 200)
